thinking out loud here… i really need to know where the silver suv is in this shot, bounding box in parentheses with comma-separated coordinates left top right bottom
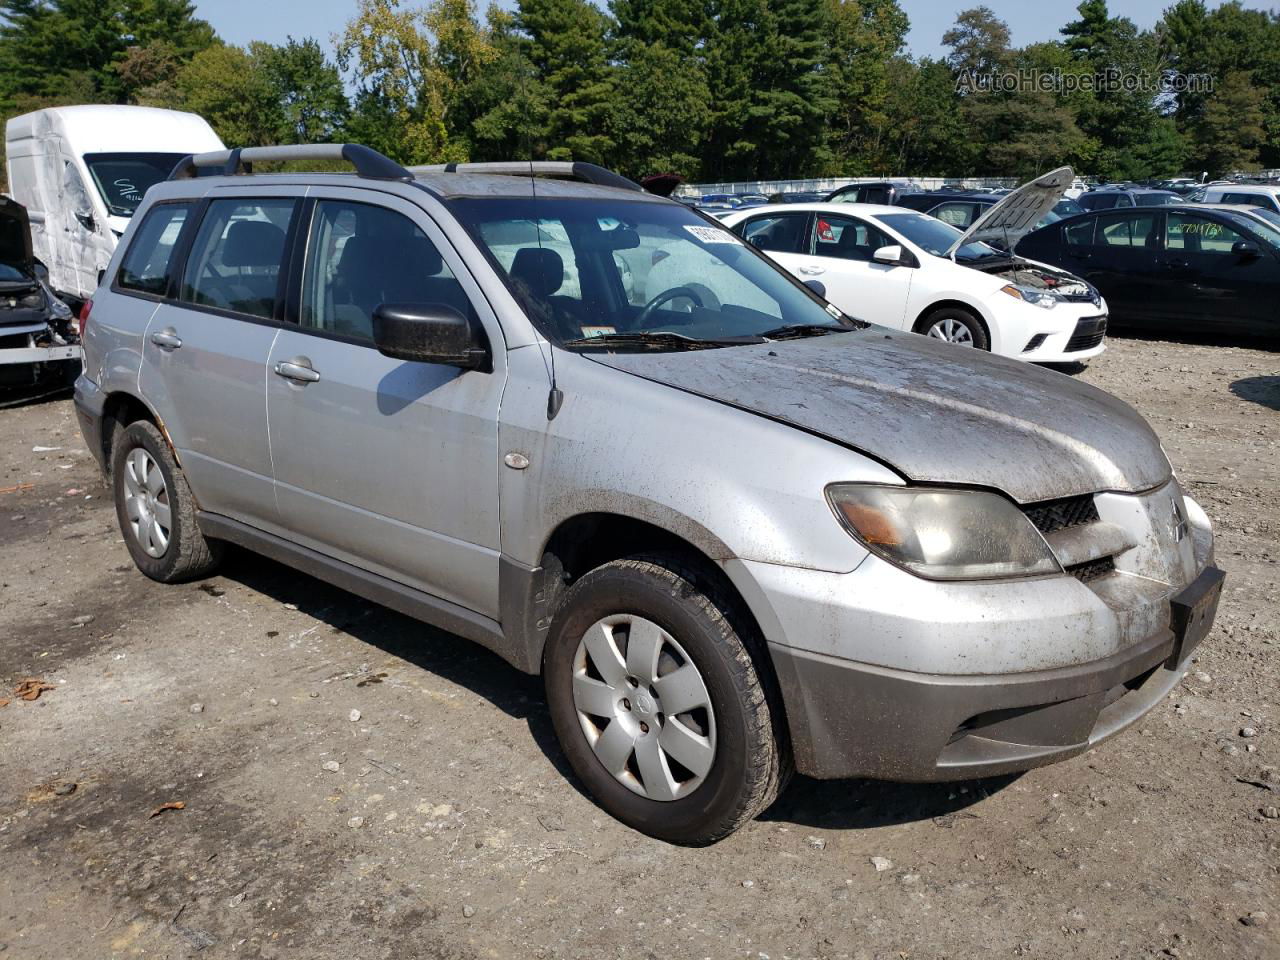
(74, 144, 1224, 845)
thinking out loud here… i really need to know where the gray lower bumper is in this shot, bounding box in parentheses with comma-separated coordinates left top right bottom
(73, 374, 107, 473)
(769, 625, 1190, 781)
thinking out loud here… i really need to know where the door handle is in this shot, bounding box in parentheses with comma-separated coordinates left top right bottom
(274, 358, 321, 384)
(798, 265, 825, 276)
(150, 329, 182, 350)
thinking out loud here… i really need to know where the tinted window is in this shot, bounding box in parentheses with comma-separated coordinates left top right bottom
(739, 213, 808, 253)
(1064, 218, 1095, 246)
(812, 214, 894, 261)
(1135, 192, 1177, 207)
(180, 198, 295, 318)
(1098, 214, 1156, 247)
(1081, 194, 1118, 210)
(300, 200, 471, 343)
(930, 201, 978, 228)
(117, 202, 192, 295)
(1166, 213, 1248, 254)
(1221, 192, 1256, 206)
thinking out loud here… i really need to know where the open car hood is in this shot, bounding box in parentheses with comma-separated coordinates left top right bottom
(0, 196, 34, 273)
(589, 329, 1169, 503)
(946, 166, 1073, 259)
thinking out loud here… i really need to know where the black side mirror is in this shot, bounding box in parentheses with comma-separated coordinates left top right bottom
(372, 303, 490, 370)
(1232, 240, 1261, 259)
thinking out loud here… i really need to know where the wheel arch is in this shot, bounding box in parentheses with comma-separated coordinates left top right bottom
(100, 391, 172, 475)
(912, 298, 993, 340)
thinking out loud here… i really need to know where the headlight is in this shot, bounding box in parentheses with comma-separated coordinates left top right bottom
(18, 290, 44, 309)
(1000, 283, 1057, 309)
(826, 484, 1061, 580)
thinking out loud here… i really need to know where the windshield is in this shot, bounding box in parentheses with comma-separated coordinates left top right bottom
(83, 153, 188, 216)
(1223, 210, 1280, 249)
(1247, 207, 1280, 235)
(1135, 192, 1178, 207)
(871, 211, 1000, 261)
(448, 196, 853, 348)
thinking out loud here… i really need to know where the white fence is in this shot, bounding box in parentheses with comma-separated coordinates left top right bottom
(676, 176, 1021, 198)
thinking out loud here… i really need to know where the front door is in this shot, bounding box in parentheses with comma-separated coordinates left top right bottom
(265, 192, 506, 617)
(1160, 211, 1278, 334)
(801, 213, 914, 328)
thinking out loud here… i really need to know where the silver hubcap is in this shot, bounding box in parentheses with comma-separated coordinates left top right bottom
(926, 316, 975, 345)
(572, 614, 716, 802)
(122, 447, 171, 558)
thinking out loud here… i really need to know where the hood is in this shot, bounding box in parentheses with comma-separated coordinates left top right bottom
(589, 330, 1169, 503)
(947, 166, 1073, 259)
(0, 196, 34, 272)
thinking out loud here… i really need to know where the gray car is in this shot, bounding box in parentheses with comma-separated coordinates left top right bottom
(74, 144, 1224, 845)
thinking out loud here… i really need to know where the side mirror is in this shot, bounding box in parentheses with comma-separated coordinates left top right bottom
(1232, 240, 1261, 259)
(872, 244, 906, 266)
(372, 303, 490, 370)
(802, 278, 826, 298)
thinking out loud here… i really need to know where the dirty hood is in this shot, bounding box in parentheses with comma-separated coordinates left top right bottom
(590, 330, 1170, 503)
(947, 166, 1073, 258)
(0, 196, 34, 272)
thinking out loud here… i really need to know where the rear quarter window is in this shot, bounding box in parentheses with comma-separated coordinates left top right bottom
(116, 202, 193, 296)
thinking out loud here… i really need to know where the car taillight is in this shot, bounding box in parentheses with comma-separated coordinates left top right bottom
(76, 299, 92, 337)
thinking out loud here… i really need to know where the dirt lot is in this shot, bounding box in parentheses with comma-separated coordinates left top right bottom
(1, 334, 1277, 960)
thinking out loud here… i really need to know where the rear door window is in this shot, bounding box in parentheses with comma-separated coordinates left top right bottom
(1097, 214, 1156, 248)
(117, 202, 192, 295)
(737, 213, 809, 253)
(1064, 218, 1095, 246)
(930, 201, 979, 228)
(179, 198, 296, 319)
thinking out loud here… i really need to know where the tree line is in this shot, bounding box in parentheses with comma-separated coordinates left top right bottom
(1, 0, 1278, 185)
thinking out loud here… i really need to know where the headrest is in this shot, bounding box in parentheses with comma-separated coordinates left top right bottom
(509, 247, 564, 298)
(222, 220, 286, 268)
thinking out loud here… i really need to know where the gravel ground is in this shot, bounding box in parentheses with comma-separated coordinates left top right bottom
(1, 335, 1277, 960)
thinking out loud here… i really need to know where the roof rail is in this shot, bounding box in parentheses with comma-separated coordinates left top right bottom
(409, 160, 642, 193)
(168, 143, 412, 182)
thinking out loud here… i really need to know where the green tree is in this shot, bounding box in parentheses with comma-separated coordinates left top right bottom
(1193, 69, 1267, 174)
(943, 6, 1010, 77)
(259, 38, 349, 143)
(825, 0, 911, 173)
(175, 43, 284, 146)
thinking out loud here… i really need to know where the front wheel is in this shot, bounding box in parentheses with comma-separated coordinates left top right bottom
(544, 555, 789, 845)
(916, 306, 989, 350)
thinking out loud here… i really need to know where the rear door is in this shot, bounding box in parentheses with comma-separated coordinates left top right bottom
(800, 212, 913, 328)
(265, 190, 506, 617)
(138, 189, 301, 530)
(735, 211, 811, 279)
(1084, 211, 1162, 325)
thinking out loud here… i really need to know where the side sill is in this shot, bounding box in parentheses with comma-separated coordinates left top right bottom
(196, 512, 531, 673)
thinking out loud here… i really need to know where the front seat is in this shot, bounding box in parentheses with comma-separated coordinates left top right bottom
(508, 247, 578, 336)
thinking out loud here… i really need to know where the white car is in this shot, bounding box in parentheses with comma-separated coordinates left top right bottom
(720, 167, 1109, 363)
(1199, 183, 1280, 213)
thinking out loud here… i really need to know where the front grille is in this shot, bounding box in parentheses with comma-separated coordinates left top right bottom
(0, 332, 30, 350)
(1066, 315, 1107, 352)
(1067, 555, 1115, 582)
(1023, 494, 1100, 535)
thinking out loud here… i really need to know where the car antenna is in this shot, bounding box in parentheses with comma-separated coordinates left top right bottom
(531, 161, 563, 421)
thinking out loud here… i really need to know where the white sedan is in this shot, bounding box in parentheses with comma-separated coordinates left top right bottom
(719, 167, 1108, 363)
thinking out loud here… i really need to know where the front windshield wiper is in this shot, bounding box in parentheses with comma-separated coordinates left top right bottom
(561, 331, 763, 350)
(755, 323, 856, 341)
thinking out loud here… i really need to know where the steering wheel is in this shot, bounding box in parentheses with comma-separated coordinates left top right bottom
(634, 285, 706, 328)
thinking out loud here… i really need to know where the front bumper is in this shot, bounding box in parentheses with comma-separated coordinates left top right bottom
(769, 618, 1197, 781)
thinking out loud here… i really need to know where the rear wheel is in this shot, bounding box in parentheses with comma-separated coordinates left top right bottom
(111, 420, 222, 583)
(544, 555, 789, 845)
(917, 306, 989, 350)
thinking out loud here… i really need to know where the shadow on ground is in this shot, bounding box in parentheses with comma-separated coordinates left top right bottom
(1107, 327, 1279, 353)
(1230, 376, 1280, 410)
(218, 547, 1017, 833)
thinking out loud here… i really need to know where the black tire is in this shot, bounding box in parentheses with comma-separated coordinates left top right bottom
(915, 306, 990, 350)
(543, 554, 790, 845)
(111, 419, 223, 583)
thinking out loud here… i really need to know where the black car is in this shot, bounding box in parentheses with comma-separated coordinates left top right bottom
(1016, 204, 1280, 337)
(825, 180, 913, 205)
(1076, 188, 1180, 211)
(895, 191, 1084, 234)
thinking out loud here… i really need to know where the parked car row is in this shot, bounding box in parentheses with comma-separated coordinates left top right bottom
(68, 145, 1223, 845)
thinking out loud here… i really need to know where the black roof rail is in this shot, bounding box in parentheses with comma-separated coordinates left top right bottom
(168, 143, 413, 182)
(409, 160, 643, 192)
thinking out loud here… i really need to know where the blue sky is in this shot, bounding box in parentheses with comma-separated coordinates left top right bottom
(192, 0, 1191, 62)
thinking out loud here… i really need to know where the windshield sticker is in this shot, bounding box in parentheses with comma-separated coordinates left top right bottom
(579, 325, 616, 339)
(683, 225, 741, 244)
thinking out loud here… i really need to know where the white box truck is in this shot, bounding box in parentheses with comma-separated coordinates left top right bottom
(5, 105, 224, 306)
